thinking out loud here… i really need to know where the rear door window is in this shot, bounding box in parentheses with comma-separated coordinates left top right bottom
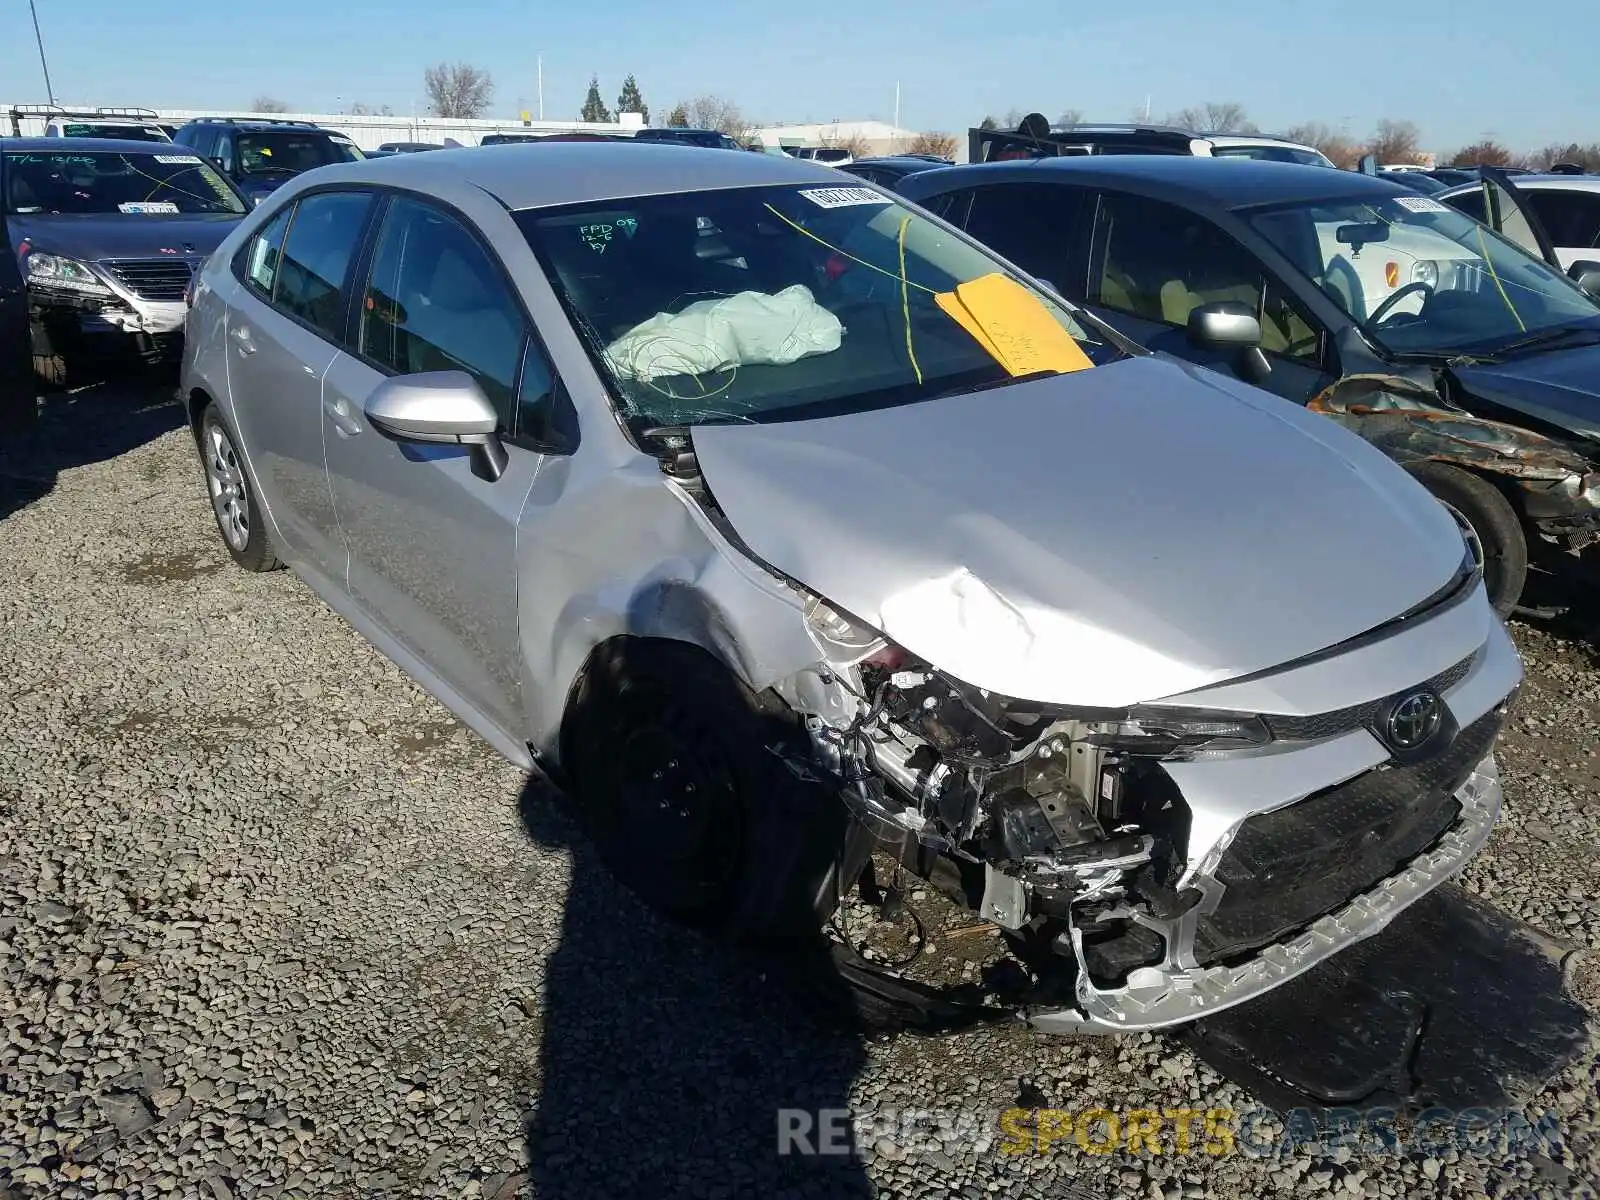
(957, 183, 1088, 296)
(272, 191, 373, 338)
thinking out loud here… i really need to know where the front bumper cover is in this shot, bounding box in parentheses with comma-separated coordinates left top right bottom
(1026, 752, 1502, 1034)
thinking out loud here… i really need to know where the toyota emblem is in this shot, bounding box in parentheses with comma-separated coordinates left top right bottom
(1385, 691, 1443, 751)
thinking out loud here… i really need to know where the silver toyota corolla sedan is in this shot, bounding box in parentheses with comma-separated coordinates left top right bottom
(179, 144, 1522, 1033)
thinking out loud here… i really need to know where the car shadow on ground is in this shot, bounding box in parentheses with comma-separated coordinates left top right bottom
(0, 373, 183, 523)
(514, 773, 878, 1199)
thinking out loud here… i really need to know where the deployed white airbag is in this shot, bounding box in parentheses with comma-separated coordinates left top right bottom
(603, 285, 843, 382)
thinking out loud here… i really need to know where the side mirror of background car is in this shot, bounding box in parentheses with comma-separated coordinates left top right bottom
(363, 370, 509, 482)
(1187, 301, 1272, 386)
(1567, 261, 1600, 300)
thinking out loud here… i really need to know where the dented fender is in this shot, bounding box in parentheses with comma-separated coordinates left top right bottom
(1308, 374, 1600, 539)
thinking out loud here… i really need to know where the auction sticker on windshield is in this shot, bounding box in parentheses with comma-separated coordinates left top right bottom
(154, 155, 201, 164)
(798, 187, 890, 209)
(118, 201, 180, 214)
(1394, 195, 1450, 214)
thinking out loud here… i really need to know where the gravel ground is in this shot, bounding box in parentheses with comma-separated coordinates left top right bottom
(1, 379, 1598, 1200)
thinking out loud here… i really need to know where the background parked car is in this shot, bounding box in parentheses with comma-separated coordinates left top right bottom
(969, 112, 1336, 167)
(632, 128, 744, 150)
(171, 118, 363, 205)
(375, 142, 444, 154)
(897, 157, 1600, 614)
(837, 156, 951, 187)
(6, 106, 172, 142)
(1439, 173, 1600, 275)
(1, 139, 250, 384)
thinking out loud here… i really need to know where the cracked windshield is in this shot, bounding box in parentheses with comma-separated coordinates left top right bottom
(518, 184, 1122, 427)
(3, 151, 247, 214)
(1252, 194, 1600, 356)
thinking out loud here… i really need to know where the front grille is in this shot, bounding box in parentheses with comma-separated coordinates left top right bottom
(1192, 708, 1503, 967)
(103, 258, 194, 301)
(1262, 652, 1476, 742)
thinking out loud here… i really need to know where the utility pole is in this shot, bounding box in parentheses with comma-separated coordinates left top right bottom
(29, 0, 55, 106)
(537, 56, 544, 121)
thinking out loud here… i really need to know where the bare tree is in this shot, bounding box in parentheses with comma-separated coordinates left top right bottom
(252, 96, 291, 113)
(424, 62, 494, 120)
(676, 95, 752, 138)
(1525, 142, 1600, 172)
(1002, 108, 1027, 130)
(1283, 121, 1360, 169)
(1056, 109, 1084, 127)
(908, 131, 958, 158)
(1165, 102, 1258, 134)
(819, 128, 871, 159)
(1367, 119, 1424, 165)
(347, 101, 394, 117)
(1449, 140, 1513, 168)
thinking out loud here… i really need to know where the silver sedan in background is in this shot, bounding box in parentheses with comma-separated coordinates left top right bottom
(179, 144, 1521, 1033)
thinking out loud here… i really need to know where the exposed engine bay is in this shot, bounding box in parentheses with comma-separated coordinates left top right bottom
(765, 614, 1508, 1033)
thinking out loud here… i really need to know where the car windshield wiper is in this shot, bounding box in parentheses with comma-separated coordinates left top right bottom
(243, 166, 298, 176)
(1477, 323, 1600, 360)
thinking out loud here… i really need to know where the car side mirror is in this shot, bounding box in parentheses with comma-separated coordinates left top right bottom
(364, 370, 508, 482)
(1567, 260, 1600, 299)
(1187, 301, 1272, 385)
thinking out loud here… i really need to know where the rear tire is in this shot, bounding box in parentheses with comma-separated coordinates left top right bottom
(198, 404, 281, 573)
(1408, 460, 1527, 616)
(560, 637, 868, 944)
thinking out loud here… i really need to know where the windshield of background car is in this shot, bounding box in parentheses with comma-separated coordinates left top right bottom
(236, 132, 362, 175)
(1250, 193, 1600, 355)
(1211, 145, 1335, 167)
(516, 183, 1125, 429)
(2, 150, 247, 215)
(60, 123, 169, 142)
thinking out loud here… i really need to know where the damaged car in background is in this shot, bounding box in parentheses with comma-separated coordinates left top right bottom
(897, 157, 1600, 616)
(0, 138, 249, 385)
(181, 146, 1523, 1034)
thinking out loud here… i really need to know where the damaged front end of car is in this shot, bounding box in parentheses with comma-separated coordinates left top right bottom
(766, 564, 1517, 1035)
(1309, 373, 1600, 554)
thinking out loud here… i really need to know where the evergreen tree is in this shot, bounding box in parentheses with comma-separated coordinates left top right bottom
(580, 76, 612, 123)
(615, 74, 648, 123)
(666, 103, 689, 128)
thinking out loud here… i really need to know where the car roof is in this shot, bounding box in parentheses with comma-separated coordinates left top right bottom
(1, 136, 191, 153)
(1205, 134, 1322, 153)
(303, 141, 843, 209)
(1438, 173, 1600, 196)
(185, 120, 335, 133)
(850, 156, 945, 168)
(903, 155, 1409, 209)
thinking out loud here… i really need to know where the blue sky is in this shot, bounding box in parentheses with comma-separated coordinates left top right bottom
(3, 0, 1596, 153)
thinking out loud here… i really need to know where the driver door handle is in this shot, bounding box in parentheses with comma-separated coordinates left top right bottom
(324, 396, 362, 437)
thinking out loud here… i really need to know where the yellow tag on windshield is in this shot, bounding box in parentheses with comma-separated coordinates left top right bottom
(936, 273, 1093, 376)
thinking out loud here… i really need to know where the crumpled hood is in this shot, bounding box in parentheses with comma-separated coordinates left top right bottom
(9, 213, 242, 264)
(693, 355, 1467, 708)
(1451, 341, 1600, 446)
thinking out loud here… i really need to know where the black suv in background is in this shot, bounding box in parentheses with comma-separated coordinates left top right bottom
(632, 127, 743, 150)
(171, 118, 363, 205)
